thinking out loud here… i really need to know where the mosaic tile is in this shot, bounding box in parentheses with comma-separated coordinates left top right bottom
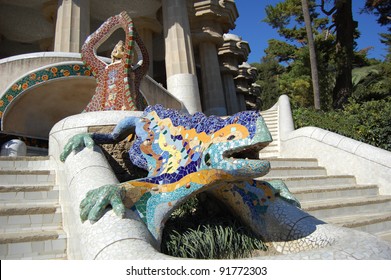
(0, 63, 91, 124)
(81, 11, 148, 112)
(60, 103, 298, 242)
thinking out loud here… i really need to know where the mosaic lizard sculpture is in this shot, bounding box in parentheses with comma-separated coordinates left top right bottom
(60, 105, 300, 243)
(81, 11, 148, 112)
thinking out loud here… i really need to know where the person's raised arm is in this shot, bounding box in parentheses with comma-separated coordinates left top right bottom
(81, 11, 135, 76)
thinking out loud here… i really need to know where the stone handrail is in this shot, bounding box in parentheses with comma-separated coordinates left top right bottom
(281, 126, 391, 194)
(277, 95, 295, 141)
(276, 94, 391, 195)
(0, 52, 82, 96)
(49, 110, 172, 259)
(49, 110, 391, 259)
(140, 76, 186, 112)
(0, 52, 186, 112)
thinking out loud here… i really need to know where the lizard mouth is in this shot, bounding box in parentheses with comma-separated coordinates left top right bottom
(223, 142, 270, 160)
(217, 142, 272, 178)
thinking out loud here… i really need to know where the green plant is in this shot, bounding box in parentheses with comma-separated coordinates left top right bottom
(292, 97, 391, 151)
(161, 194, 268, 259)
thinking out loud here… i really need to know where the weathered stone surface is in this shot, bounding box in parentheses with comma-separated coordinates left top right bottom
(88, 125, 147, 182)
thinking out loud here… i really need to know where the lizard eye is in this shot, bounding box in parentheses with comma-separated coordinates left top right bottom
(227, 135, 235, 141)
(204, 153, 211, 166)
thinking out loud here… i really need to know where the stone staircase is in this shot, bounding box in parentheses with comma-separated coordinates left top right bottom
(0, 156, 67, 259)
(0, 107, 389, 260)
(260, 108, 391, 243)
(259, 108, 280, 158)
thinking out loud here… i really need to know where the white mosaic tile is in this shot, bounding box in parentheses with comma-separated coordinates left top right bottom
(8, 215, 31, 225)
(52, 239, 66, 251)
(31, 241, 45, 254)
(29, 214, 43, 225)
(44, 240, 52, 252)
(0, 244, 7, 256)
(9, 242, 32, 255)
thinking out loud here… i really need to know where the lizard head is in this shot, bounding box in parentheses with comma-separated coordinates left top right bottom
(129, 104, 273, 180)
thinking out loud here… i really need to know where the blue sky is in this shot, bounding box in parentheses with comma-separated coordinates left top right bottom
(232, 0, 389, 63)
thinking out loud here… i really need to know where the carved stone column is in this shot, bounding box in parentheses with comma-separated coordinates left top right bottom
(199, 38, 227, 116)
(221, 71, 238, 114)
(247, 83, 262, 110)
(235, 62, 257, 111)
(162, 0, 202, 114)
(54, 0, 90, 52)
(218, 34, 249, 114)
(134, 17, 162, 77)
(41, 0, 58, 51)
(191, 0, 238, 116)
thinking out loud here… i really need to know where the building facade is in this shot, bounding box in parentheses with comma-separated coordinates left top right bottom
(0, 0, 258, 141)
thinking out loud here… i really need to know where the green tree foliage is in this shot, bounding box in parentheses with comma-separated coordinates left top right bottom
(252, 57, 284, 110)
(262, 0, 337, 108)
(258, 0, 391, 150)
(364, 0, 391, 26)
(264, 0, 327, 42)
(265, 39, 298, 62)
(352, 62, 391, 102)
(293, 61, 391, 151)
(262, 0, 361, 109)
(293, 97, 391, 151)
(363, 0, 391, 60)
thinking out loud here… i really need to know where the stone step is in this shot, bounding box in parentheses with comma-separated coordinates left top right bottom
(268, 158, 319, 168)
(0, 185, 58, 201)
(0, 170, 55, 185)
(301, 195, 391, 220)
(324, 212, 391, 235)
(0, 156, 65, 259)
(0, 156, 49, 161)
(292, 184, 379, 201)
(266, 118, 278, 124)
(263, 118, 278, 124)
(261, 147, 279, 154)
(265, 119, 278, 125)
(263, 115, 277, 121)
(26, 147, 49, 157)
(265, 125, 278, 130)
(3, 251, 67, 260)
(267, 166, 327, 178)
(261, 110, 278, 117)
(263, 118, 278, 123)
(266, 127, 278, 132)
(0, 229, 67, 260)
(260, 146, 279, 152)
(0, 201, 61, 231)
(377, 231, 391, 244)
(262, 142, 278, 148)
(259, 150, 280, 159)
(0, 156, 50, 170)
(0, 201, 59, 216)
(1, 222, 63, 233)
(262, 175, 357, 188)
(265, 122, 278, 128)
(263, 116, 277, 123)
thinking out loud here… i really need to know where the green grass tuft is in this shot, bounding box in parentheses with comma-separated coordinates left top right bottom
(161, 194, 268, 259)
